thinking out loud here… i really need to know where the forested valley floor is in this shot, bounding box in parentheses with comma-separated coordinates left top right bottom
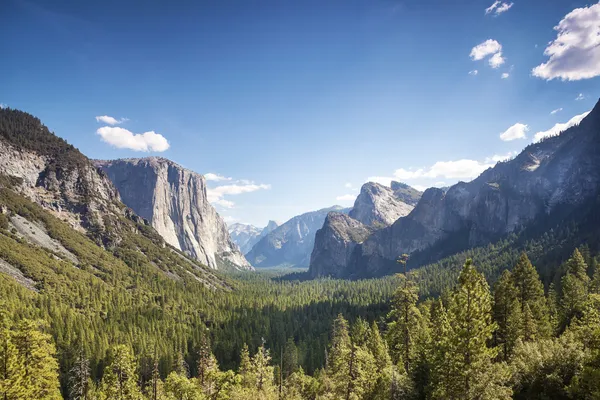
(2, 246, 600, 399)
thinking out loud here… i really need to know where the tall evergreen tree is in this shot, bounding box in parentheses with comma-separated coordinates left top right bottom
(493, 270, 521, 360)
(0, 310, 26, 400)
(387, 272, 421, 373)
(561, 249, 591, 328)
(13, 320, 61, 400)
(511, 253, 551, 338)
(440, 260, 510, 400)
(69, 347, 92, 400)
(99, 344, 143, 400)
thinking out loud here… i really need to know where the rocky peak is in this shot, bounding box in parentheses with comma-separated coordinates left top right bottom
(96, 157, 252, 270)
(309, 212, 375, 278)
(349, 182, 420, 227)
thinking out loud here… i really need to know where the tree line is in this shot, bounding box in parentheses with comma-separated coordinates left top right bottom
(2, 248, 600, 399)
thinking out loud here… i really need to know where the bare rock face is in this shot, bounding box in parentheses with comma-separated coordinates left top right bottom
(309, 212, 375, 278)
(245, 206, 347, 268)
(228, 220, 280, 254)
(349, 182, 419, 227)
(96, 158, 252, 270)
(308, 182, 421, 278)
(0, 111, 120, 231)
(352, 100, 600, 277)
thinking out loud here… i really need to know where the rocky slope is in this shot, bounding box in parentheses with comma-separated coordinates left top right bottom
(349, 182, 421, 227)
(0, 108, 227, 287)
(228, 220, 279, 254)
(245, 206, 347, 268)
(96, 158, 251, 270)
(313, 100, 600, 278)
(309, 212, 375, 278)
(310, 181, 420, 278)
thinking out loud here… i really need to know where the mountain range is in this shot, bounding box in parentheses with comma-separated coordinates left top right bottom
(309, 99, 600, 279)
(228, 220, 279, 254)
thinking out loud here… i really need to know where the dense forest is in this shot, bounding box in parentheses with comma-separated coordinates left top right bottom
(2, 249, 600, 399)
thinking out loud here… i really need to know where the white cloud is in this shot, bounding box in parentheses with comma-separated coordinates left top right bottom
(205, 173, 232, 182)
(469, 69, 479, 76)
(212, 199, 235, 208)
(470, 39, 502, 60)
(207, 182, 271, 208)
(336, 194, 356, 202)
(550, 108, 563, 115)
(532, 3, 600, 81)
(533, 111, 590, 142)
(500, 123, 529, 141)
(423, 160, 493, 179)
(576, 93, 585, 101)
(0, 103, 7, 109)
(412, 185, 428, 192)
(223, 216, 237, 223)
(485, 151, 518, 163)
(485, 1, 513, 15)
(95, 115, 128, 125)
(344, 183, 353, 188)
(501, 72, 510, 79)
(471, 39, 505, 69)
(393, 168, 426, 180)
(96, 126, 170, 152)
(495, 2, 513, 14)
(489, 52, 505, 68)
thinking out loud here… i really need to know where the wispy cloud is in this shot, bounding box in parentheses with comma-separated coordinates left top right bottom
(576, 93, 585, 101)
(470, 39, 505, 69)
(469, 70, 479, 76)
(205, 173, 232, 182)
(485, 1, 513, 15)
(485, 151, 518, 163)
(532, 3, 600, 81)
(336, 194, 356, 202)
(95, 115, 128, 125)
(501, 72, 510, 79)
(550, 108, 563, 115)
(207, 181, 271, 209)
(533, 111, 590, 142)
(96, 127, 170, 152)
(500, 123, 529, 141)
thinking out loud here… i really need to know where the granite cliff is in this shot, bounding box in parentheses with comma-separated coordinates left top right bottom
(96, 158, 252, 270)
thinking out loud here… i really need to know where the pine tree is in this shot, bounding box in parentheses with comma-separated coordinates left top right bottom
(561, 249, 591, 328)
(99, 344, 143, 400)
(196, 334, 217, 389)
(69, 347, 92, 400)
(237, 343, 254, 389)
(387, 271, 421, 373)
(511, 253, 551, 338)
(252, 340, 274, 394)
(282, 338, 299, 380)
(441, 259, 510, 400)
(493, 270, 521, 360)
(13, 319, 62, 400)
(0, 310, 27, 400)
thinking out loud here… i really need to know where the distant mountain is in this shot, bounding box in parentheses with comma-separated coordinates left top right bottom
(228, 220, 280, 254)
(310, 182, 421, 278)
(96, 158, 251, 270)
(310, 99, 600, 278)
(245, 206, 348, 268)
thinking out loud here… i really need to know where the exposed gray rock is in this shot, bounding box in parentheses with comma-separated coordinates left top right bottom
(349, 182, 418, 227)
(350, 100, 600, 277)
(246, 206, 348, 268)
(96, 157, 252, 270)
(228, 220, 280, 254)
(309, 212, 375, 278)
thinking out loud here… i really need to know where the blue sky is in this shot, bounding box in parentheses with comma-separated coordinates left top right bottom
(1, 0, 599, 227)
